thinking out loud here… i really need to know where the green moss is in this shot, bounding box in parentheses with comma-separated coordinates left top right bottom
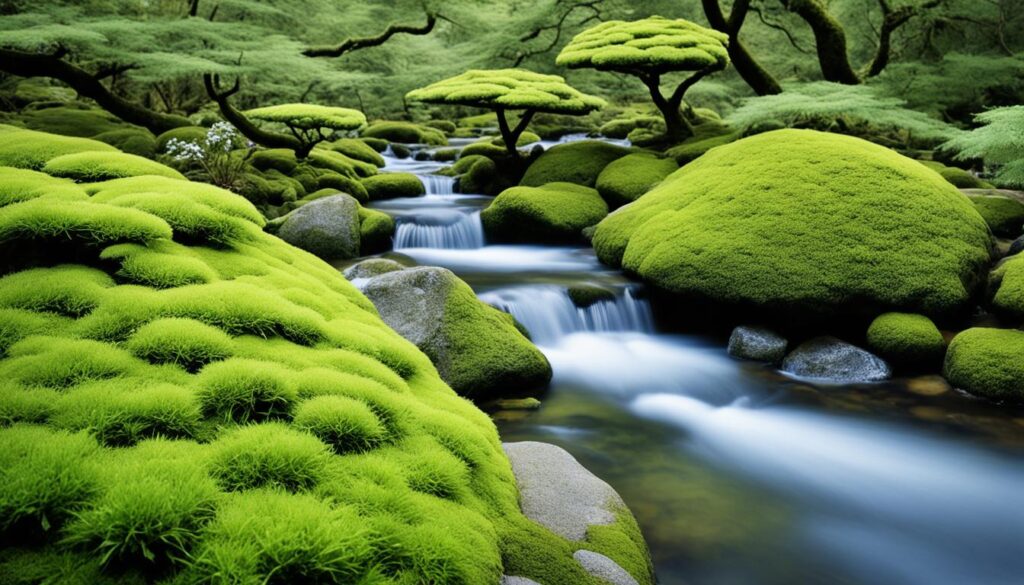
(359, 137, 389, 152)
(309, 172, 368, 202)
(0, 265, 112, 317)
(425, 120, 458, 134)
(0, 167, 89, 207)
(293, 395, 386, 455)
(327, 138, 385, 167)
(361, 172, 425, 201)
(100, 241, 218, 288)
(920, 160, 994, 189)
(596, 153, 678, 207)
(155, 126, 209, 153)
(990, 253, 1024, 319)
(85, 175, 265, 227)
(521, 140, 630, 187)
(943, 328, 1024, 400)
(362, 121, 447, 146)
(407, 69, 605, 116)
(250, 149, 298, 174)
(91, 129, 157, 158)
(43, 151, 185, 182)
(600, 116, 663, 139)
(126, 318, 233, 372)
(19, 107, 128, 138)
(432, 148, 461, 162)
(209, 423, 331, 492)
(483, 182, 609, 244)
(309, 148, 378, 178)
(666, 131, 742, 165)
(567, 284, 617, 307)
(0, 125, 117, 170)
(358, 205, 395, 255)
(866, 312, 946, 366)
(594, 130, 992, 317)
(197, 358, 297, 423)
(462, 140, 512, 159)
(52, 382, 202, 446)
(968, 194, 1024, 238)
(245, 104, 366, 131)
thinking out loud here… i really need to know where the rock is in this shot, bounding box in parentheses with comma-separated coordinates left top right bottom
(727, 325, 788, 364)
(782, 337, 891, 382)
(965, 193, 1024, 238)
(866, 312, 946, 367)
(567, 284, 616, 307)
(500, 577, 542, 585)
(943, 328, 1024, 400)
(482, 182, 608, 244)
(342, 258, 405, 281)
(521, 140, 630, 188)
(595, 153, 678, 208)
(358, 267, 551, 399)
(1008, 235, 1024, 257)
(573, 550, 640, 585)
(276, 194, 360, 260)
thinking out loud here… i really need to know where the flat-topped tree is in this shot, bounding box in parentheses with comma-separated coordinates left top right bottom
(244, 104, 367, 158)
(406, 69, 605, 157)
(557, 16, 730, 142)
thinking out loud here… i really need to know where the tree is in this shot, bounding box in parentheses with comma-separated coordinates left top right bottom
(701, 0, 782, 95)
(556, 16, 730, 142)
(405, 69, 605, 157)
(245, 103, 366, 158)
(942, 106, 1024, 188)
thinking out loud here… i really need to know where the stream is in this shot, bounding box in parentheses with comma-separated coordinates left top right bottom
(347, 138, 1024, 585)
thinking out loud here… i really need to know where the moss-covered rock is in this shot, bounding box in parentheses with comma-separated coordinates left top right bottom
(967, 193, 1024, 238)
(943, 328, 1024, 400)
(666, 131, 742, 165)
(866, 312, 946, 366)
(594, 130, 992, 318)
(313, 172, 369, 203)
(362, 121, 447, 146)
(43, 151, 186, 182)
(462, 141, 510, 159)
(326, 138, 385, 167)
(19, 106, 129, 138)
(596, 153, 678, 207)
(920, 160, 993, 189)
(275, 194, 361, 260)
(361, 172, 425, 201)
(357, 266, 551, 399)
(567, 284, 616, 307)
(357, 205, 394, 255)
(155, 126, 210, 153)
(483, 182, 609, 244)
(91, 129, 157, 158)
(521, 141, 630, 188)
(0, 125, 117, 170)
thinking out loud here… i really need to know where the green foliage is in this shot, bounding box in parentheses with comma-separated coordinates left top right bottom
(866, 312, 946, 366)
(0, 265, 112, 318)
(944, 328, 1024, 400)
(407, 68, 605, 114)
(556, 16, 729, 74)
(967, 194, 1024, 238)
(482, 182, 609, 244)
(943, 106, 1024, 189)
(53, 382, 202, 446)
(245, 104, 366, 131)
(521, 140, 630, 187)
(361, 172, 425, 201)
(0, 125, 117, 170)
(91, 129, 157, 158)
(596, 153, 678, 207)
(155, 127, 209, 154)
(594, 130, 993, 317)
(727, 83, 958, 147)
(19, 107, 129, 138)
(210, 423, 331, 492)
(293, 395, 386, 454)
(361, 121, 448, 145)
(43, 151, 186, 182)
(100, 241, 218, 288)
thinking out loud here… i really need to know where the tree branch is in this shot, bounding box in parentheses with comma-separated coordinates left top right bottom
(303, 12, 438, 58)
(509, 0, 605, 66)
(202, 73, 308, 156)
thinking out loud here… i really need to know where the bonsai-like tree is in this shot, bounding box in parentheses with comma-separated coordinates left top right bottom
(405, 68, 605, 157)
(244, 103, 367, 158)
(557, 16, 730, 142)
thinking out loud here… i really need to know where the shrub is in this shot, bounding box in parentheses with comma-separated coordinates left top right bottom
(197, 358, 296, 423)
(482, 182, 608, 244)
(0, 125, 117, 170)
(126, 318, 233, 371)
(209, 423, 331, 492)
(361, 172, 425, 201)
(362, 121, 447, 146)
(943, 328, 1024, 400)
(293, 395, 386, 454)
(967, 194, 1024, 238)
(520, 140, 630, 187)
(866, 312, 946, 366)
(596, 153, 678, 207)
(43, 151, 186, 182)
(163, 122, 253, 191)
(942, 106, 1024, 189)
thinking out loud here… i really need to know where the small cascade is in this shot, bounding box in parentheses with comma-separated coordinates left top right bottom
(418, 174, 456, 196)
(480, 286, 654, 345)
(393, 211, 484, 250)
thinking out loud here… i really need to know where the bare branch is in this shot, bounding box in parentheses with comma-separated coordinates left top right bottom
(303, 11, 438, 58)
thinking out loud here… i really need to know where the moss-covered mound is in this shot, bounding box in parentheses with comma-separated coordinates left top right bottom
(866, 312, 946, 366)
(361, 173, 425, 201)
(596, 153, 678, 208)
(43, 151, 186, 182)
(988, 252, 1024, 320)
(0, 130, 651, 585)
(967, 194, 1024, 238)
(0, 125, 117, 170)
(362, 121, 447, 146)
(483, 182, 609, 244)
(594, 130, 992, 317)
(521, 141, 630, 188)
(327, 138, 386, 168)
(944, 328, 1024, 400)
(920, 160, 993, 189)
(91, 129, 157, 158)
(156, 126, 209, 153)
(19, 106, 130, 138)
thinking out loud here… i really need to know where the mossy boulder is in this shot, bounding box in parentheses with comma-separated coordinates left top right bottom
(275, 193, 361, 260)
(313, 172, 369, 203)
(567, 284, 616, 307)
(943, 328, 1024, 401)
(966, 194, 1024, 238)
(0, 125, 117, 170)
(521, 141, 630, 188)
(483, 183, 609, 244)
(19, 106, 130, 138)
(362, 121, 447, 146)
(356, 266, 552, 399)
(361, 173, 425, 201)
(92, 129, 157, 158)
(666, 131, 742, 165)
(594, 130, 993, 318)
(357, 205, 395, 255)
(920, 160, 993, 189)
(326, 138, 385, 168)
(866, 312, 946, 367)
(596, 153, 678, 207)
(43, 151, 185, 182)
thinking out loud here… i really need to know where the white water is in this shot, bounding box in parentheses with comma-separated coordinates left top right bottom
(418, 174, 456, 196)
(393, 210, 484, 249)
(396, 245, 602, 273)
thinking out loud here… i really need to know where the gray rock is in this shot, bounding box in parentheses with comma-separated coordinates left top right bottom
(727, 325, 788, 364)
(342, 258, 405, 281)
(276, 194, 360, 260)
(502, 441, 623, 541)
(500, 577, 542, 585)
(782, 336, 891, 382)
(573, 550, 640, 585)
(1009, 235, 1024, 257)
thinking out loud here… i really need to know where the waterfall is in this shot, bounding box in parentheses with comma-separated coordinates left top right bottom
(418, 174, 456, 196)
(479, 286, 654, 345)
(393, 211, 484, 250)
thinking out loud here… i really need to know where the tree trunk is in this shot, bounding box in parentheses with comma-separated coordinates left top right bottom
(0, 48, 191, 135)
(780, 0, 861, 84)
(203, 74, 306, 155)
(496, 108, 535, 158)
(702, 0, 783, 95)
(644, 76, 691, 143)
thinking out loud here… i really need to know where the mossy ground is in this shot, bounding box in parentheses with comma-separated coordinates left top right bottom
(0, 128, 649, 585)
(362, 121, 448, 146)
(482, 182, 609, 244)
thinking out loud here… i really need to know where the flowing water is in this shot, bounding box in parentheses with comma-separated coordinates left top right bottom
(350, 137, 1024, 585)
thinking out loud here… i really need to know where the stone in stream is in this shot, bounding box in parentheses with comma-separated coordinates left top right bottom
(342, 258, 406, 281)
(727, 325, 788, 364)
(503, 441, 653, 585)
(275, 193, 360, 260)
(355, 266, 551, 399)
(782, 336, 891, 382)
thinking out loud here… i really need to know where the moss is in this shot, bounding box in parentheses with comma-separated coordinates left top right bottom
(358, 206, 395, 255)
(0, 167, 89, 207)
(866, 312, 946, 366)
(600, 116, 663, 139)
(990, 253, 1024, 319)
(920, 160, 994, 189)
(19, 107, 128, 138)
(0, 265, 112, 318)
(293, 395, 386, 455)
(483, 182, 609, 244)
(126, 318, 233, 372)
(359, 137, 389, 152)
(209, 423, 331, 492)
(43, 151, 186, 182)
(666, 131, 742, 165)
(155, 126, 209, 153)
(308, 148, 377, 178)
(327, 138, 385, 167)
(462, 140, 510, 159)
(407, 69, 605, 116)
(311, 172, 369, 202)
(91, 129, 157, 158)
(943, 328, 1024, 400)
(462, 157, 500, 195)
(568, 284, 617, 307)
(596, 153, 678, 207)
(968, 194, 1024, 238)
(244, 104, 366, 131)
(52, 382, 202, 446)
(100, 241, 218, 288)
(594, 130, 992, 317)
(432, 148, 461, 162)
(250, 149, 298, 174)
(197, 358, 297, 423)
(0, 125, 117, 170)
(425, 120, 458, 134)
(521, 140, 630, 187)
(362, 121, 447, 146)
(361, 172, 425, 201)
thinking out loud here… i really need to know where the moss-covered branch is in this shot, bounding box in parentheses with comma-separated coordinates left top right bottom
(202, 74, 306, 156)
(702, 0, 783, 95)
(303, 12, 438, 58)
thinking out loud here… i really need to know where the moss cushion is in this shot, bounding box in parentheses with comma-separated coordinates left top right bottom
(968, 194, 1024, 238)
(943, 328, 1024, 400)
(521, 141, 631, 188)
(596, 153, 678, 207)
(866, 312, 946, 366)
(593, 129, 992, 317)
(482, 182, 609, 244)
